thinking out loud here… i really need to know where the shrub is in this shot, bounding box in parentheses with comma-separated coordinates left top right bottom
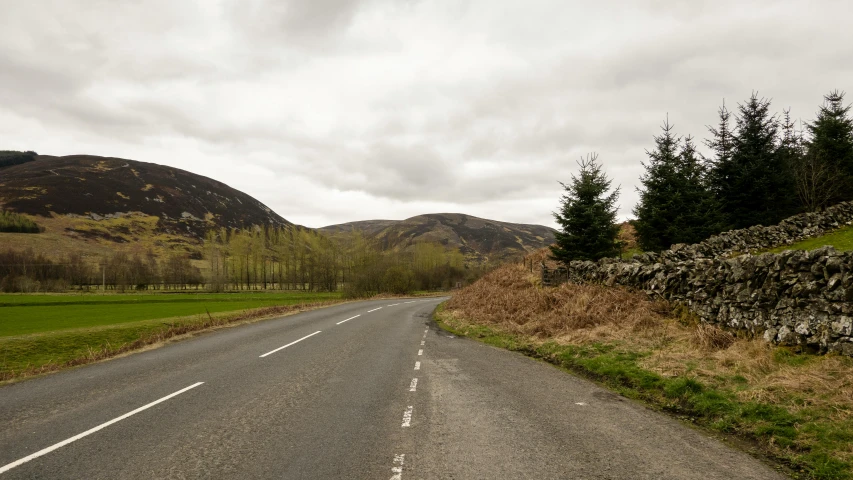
(0, 210, 40, 233)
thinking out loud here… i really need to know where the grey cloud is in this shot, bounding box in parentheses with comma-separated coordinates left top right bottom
(1, 0, 849, 229)
(226, 0, 369, 51)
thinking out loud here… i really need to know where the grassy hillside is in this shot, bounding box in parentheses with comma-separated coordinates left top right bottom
(766, 225, 853, 253)
(0, 154, 297, 278)
(0, 210, 39, 233)
(0, 211, 201, 260)
(322, 213, 556, 264)
(438, 250, 853, 479)
(0, 154, 291, 240)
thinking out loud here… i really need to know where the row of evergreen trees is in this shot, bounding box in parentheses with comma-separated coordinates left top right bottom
(551, 90, 853, 262)
(634, 91, 853, 252)
(0, 150, 37, 170)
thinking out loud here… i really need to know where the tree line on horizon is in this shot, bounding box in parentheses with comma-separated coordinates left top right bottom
(551, 90, 853, 263)
(0, 226, 480, 295)
(203, 226, 474, 296)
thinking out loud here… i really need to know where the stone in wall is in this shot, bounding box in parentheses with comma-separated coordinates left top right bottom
(544, 243, 853, 355)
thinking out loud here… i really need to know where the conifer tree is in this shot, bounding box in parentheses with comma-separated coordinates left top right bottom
(673, 135, 725, 242)
(704, 101, 735, 205)
(806, 90, 853, 204)
(550, 153, 620, 263)
(633, 119, 681, 252)
(711, 93, 796, 229)
(634, 120, 722, 251)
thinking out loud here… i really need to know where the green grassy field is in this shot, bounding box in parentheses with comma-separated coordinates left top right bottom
(0, 292, 341, 336)
(0, 292, 342, 380)
(765, 225, 853, 253)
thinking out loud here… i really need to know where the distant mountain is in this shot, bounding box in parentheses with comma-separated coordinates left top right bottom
(0, 154, 555, 265)
(0, 155, 291, 239)
(321, 213, 556, 263)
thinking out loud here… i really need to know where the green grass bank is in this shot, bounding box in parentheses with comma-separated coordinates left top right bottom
(0, 292, 343, 381)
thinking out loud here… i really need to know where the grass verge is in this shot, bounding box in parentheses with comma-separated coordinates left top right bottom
(437, 258, 853, 480)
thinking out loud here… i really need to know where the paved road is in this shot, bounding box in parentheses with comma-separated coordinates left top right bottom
(0, 298, 786, 479)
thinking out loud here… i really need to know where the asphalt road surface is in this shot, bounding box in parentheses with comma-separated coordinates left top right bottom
(0, 298, 787, 479)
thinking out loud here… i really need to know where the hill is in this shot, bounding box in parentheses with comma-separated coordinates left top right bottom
(320, 213, 556, 263)
(0, 154, 291, 258)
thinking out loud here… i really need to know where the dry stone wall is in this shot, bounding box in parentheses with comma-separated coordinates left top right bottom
(544, 201, 853, 355)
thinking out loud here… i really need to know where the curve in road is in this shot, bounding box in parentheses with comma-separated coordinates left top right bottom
(0, 298, 786, 479)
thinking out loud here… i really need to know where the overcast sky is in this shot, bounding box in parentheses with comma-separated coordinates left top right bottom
(1, 1, 851, 228)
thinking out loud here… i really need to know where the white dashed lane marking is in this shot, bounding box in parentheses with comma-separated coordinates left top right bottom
(420, 340, 425, 346)
(409, 378, 418, 392)
(414, 361, 420, 370)
(401, 406, 413, 427)
(367, 307, 383, 313)
(0, 382, 205, 474)
(417, 349, 423, 356)
(390, 454, 405, 480)
(259, 331, 322, 358)
(336, 314, 360, 325)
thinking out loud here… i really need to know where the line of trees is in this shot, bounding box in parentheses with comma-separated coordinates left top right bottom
(550, 89, 853, 263)
(0, 227, 481, 295)
(0, 150, 37, 170)
(0, 248, 202, 293)
(204, 226, 474, 296)
(634, 90, 853, 252)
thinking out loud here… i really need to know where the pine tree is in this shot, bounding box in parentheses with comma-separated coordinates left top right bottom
(673, 136, 725, 242)
(634, 120, 722, 251)
(713, 93, 796, 229)
(633, 119, 681, 252)
(550, 153, 620, 263)
(704, 101, 735, 207)
(806, 90, 853, 204)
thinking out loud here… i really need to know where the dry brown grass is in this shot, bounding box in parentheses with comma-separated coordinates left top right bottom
(444, 254, 853, 425)
(692, 323, 736, 351)
(446, 260, 670, 345)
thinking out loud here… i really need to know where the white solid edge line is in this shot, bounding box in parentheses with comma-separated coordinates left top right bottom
(0, 382, 205, 475)
(259, 331, 322, 358)
(367, 307, 383, 313)
(336, 314, 361, 325)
